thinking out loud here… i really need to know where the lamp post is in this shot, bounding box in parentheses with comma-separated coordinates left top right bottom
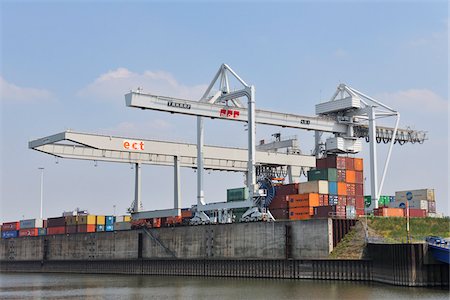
(38, 167, 44, 219)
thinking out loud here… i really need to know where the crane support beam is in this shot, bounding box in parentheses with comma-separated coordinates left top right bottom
(29, 131, 316, 171)
(125, 91, 348, 133)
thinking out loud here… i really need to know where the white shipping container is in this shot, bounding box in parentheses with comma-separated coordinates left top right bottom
(19, 218, 43, 229)
(395, 189, 435, 202)
(388, 199, 428, 210)
(114, 222, 131, 231)
(298, 180, 329, 195)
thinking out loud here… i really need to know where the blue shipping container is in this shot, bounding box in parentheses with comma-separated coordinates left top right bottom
(328, 181, 338, 195)
(97, 225, 105, 232)
(329, 195, 338, 205)
(2, 230, 18, 239)
(105, 225, 114, 231)
(38, 228, 46, 236)
(105, 216, 115, 225)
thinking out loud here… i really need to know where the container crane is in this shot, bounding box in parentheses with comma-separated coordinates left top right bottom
(125, 64, 426, 224)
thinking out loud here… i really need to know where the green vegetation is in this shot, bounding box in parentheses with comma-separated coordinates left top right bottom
(329, 217, 450, 259)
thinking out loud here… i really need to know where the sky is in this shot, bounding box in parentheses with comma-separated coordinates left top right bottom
(0, 0, 448, 222)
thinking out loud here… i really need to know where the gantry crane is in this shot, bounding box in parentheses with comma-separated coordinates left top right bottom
(125, 64, 426, 224)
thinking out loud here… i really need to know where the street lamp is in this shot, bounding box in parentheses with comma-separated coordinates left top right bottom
(38, 167, 44, 219)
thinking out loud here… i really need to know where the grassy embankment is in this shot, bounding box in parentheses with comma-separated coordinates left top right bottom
(329, 217, 450, 259)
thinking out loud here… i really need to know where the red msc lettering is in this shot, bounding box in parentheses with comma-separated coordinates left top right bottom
(219, 109, 240, 119)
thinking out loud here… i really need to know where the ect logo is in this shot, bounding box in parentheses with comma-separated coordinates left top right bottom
(123, 140, 145, 151)
(220, 108, 240, 118)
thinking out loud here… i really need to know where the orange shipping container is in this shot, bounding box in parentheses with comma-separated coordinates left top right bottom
(19, 228, 38, 237)
(167, 216, 182, 225)
(47, 226, 65, 235)
(346, 170, 356, 183)
(375, 208, 404, 217)
(337, 182, 347, 196)
(181, 209, 192, 218)
(287, 193, 319, 211)
(152, 218, 161, 228)
(354, 158, 363, 171)
(289, 209, 311, 220)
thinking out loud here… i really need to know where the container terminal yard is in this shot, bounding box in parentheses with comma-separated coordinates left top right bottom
(1, 65, 448, 287)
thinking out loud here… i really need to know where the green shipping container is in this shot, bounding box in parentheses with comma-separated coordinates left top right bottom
(307, 168, 337, 182)
(227, 187, 249, 202)
(365, 195, 392, 207)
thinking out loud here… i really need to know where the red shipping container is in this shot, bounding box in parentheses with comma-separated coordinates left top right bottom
(181, 209, 192, 218)
(346, 183, 356, 196)
(47, 226, 65, 235)
(327, 156, 346, 169)
(77, 224, 96, 233)
(355, 184, 364, 196)
(167, 216, 182, 225)
(335, 205, 346, 217)
(313, 205, 337, 218)
(347, 196, 356, 207)
(345, 157, 355, 170)
(65, 225, 77, 234)
(354, 158, 363, 171)
(319, 194, 328, 206)
(355, 196, 365, 209)
(356, 209, 365, 217)
(152, 218, 161, 228)
(276, 183, 299, 196)
(19, 228, 38, 237)
(338, 196, 347, 206)
(407, 209, 427, 218)
(269, 194, 289, 209)
(2, 222, 20, 231)
(316, 158, 327, 169)
(355, 171, 364, 184)
(337, 169, 346, 182)
(43, 219, 47, 228)
(270, 208, 289, 220)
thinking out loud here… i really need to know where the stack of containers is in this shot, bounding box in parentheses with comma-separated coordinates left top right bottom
(389, 189, 436, 217)
(268, 183, 299, 220)
(1, 221, 20, 239)
(105, 216, 115, 231)
(19, 218, 43, 237)
(114, 215, 132, 231)
(96, 215, 106, 232)
(47, 217, 66, 235)
(287, 193, 319, 220)
(77, 215, 96, 233)
(65, 215, 78, 234)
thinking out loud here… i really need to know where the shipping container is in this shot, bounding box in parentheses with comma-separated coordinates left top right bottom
(38, 228, 46, 236)
(313, 205, 336, 218)
(389, 199, 428, 210)
(2, 230, 18, 239)
(298, 180, 328, 194)
(337, 169, 346, 182)
(355, 171, 363, 184)
(355, 196, 365, 209)
(287, 193, 319, 215)
(337, 182, 347, 196)
(77, 224, 96, 233)
(316, 158, 327, 169)
(78, 215, 96, 225)
(346, 183, 356, 196)
(428, 201, 436, 213)
(319, 194, 328, 206)
(65, 216, 78, 226)
(374, 208, 404, 217)
(337, 196, 347, 206)
(307, 168, 337, 182)
(346, 170, 356, 183)
(289, 209, 311, 220)
(47, 217, 66, 227)
(43, 219, 47, 228)
(96, 216, 106, 225)
(227, 187, 249, 201)
(335, 205, 346, 217)
(115, 215, 131, 223)
(395, 189, 435, 202)
(65, 225, 77, 234)
(275, 183, 299, 196)
(152, 218, 161, 228)
(328, 181, 337, 195)
(407, 209, 427, 218)
(97, 225, 105, 232)
(355, 184, 364, 196)
(326, 155, 346, 169)
(114, 222, 131, 231)
(167, 216, 182, 226)
(356, 209, 365, 217)
(47, 226, 65, 235)
(347, 196, 356, 207)
(19, 228, 39, 237)
(329, 195, 338, 205)
(269, 208, 289, 220)
(345, 157, 355, 170)
(346, 205, 356, 219)
(20, 219, 43, 229)
(2, 222, 20, 231)
(105, 216, 115, 225)
(105, 224, 114, 231)
(181, 209, 192, 218)
(354, 158, 363, 171)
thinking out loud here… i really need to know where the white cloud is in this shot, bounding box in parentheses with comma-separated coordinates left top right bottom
(0, 76, 54, 103)
(376, 89, 447, 115)
(78, 68, 208, 103)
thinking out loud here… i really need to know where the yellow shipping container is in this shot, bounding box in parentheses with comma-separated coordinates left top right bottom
(78, 215, 97, 225)
(96, 215, 105, 225)
(65, 216, 78, 226)
(124, 216, 131, 222)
